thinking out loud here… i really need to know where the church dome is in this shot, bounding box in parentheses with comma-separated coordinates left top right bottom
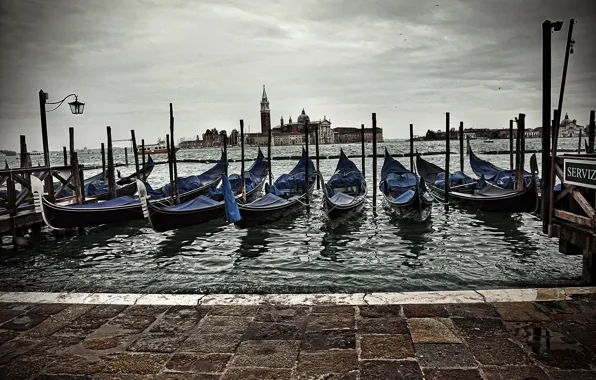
(297, 108, 310, 124)
(562, 113, 571, 126)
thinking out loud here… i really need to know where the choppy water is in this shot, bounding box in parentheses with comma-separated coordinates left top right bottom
(0, 138, 585, 293)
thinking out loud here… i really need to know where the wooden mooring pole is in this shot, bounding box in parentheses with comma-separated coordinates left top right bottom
(39, 90, 53, 203)
(240, 120, 246, 203)
(166, 134, 174, 204)
(578, 130, 583, 154)
(106, 126, 117, 200)
(101, 143, 106, 181)
(124, 147, 129, 166)
(223, 133, 228, 177)
(131, 131, 140, 178)
(410, 124, 414, 172)
(509, 120, 514, 170)
(515, 114, 526, 192)
(170, 103, 179, 204)
(315, 124, 320, 190)
(141, 139, 146, 181)
(372, 113, 377, 210)
(444, 112, 450, 211)
(541, 20, 553, 234)
(548, 110, 559, 236)
(589, 110, 595, 154)
(304, 118, 309, 209)
(361, 124, 365, 177)
(20, 135, 31, 186)
(63, 147, 68, 166)
(69, 128, 83, 205)
(459, 121, 464, 172)
(268, 120, 272, 185)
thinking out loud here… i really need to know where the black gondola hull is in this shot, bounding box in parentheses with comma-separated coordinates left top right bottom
(36, 197, 143, 229)
(426, 182, 537, 212)
(143, 201, 226, 232)
(323, 195, 366, 219)
(382, 191, 433, 222)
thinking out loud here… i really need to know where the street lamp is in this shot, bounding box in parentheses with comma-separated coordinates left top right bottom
(38, 89, 85, 202)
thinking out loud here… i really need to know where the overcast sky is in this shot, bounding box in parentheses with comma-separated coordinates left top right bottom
(0, 0, 595, 151)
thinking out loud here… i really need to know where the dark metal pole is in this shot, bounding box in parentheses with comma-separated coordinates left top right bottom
(459, 121, 464, 172)
(541, 20, 553, 234)
(141, 139, 146, 181)
(555, 19, 575, 130)
(304, 118, 310, 209)
(131, 130, 140, 177)
(240, 120, 246, 203)
(590, 110, 596, 153)
(315, 124, 320, 189)
(63, 147, 68, 166)
(361, 123, 365, 177)
(39, 90, 54, 202)
(268, 120, 272, 185)
(410, 124, 414, 172)
(444, 112, 450, 211)
(509, 120, 514, 170)
(106, 126, 116, 199)
(101, 143, 106, 181)
(170, 103, 179, 204)
(372, 113, 377, 209)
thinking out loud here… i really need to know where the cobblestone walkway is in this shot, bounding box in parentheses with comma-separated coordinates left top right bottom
(1, 294, 595, 379)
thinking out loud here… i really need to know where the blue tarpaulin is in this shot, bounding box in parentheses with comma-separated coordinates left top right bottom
(433, 171, 475, 190)
(166, 195, 219, 211)
(266, 150, 316, 197)
(222, 174, 241, 223)
(246, 193, 289, 208)
(469, 147, 531, 189)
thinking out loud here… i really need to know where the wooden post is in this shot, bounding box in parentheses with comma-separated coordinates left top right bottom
(106, 126, 116, 199)
(124, 147, 128, 166)
(101, 143, 106, 181)
(240, 120, 246, 203)
(20, 136, 31, 188)
(131, 130, 140, 178)
(268, 121, 272, 185)
(315, 124, 320, 189)
(578, 130, 583, 154)
(39, 90, 54, 202)
(589, 110, 595, 153)
(63, 147, 68, 166)
(372, 113, 377, 209)
(410, 124, 414, 172)
(166, 134, 174, 204)
(444, 112, 450, 211)
(170, 103, 179, 204)
(361, 124, 365, 177)
(542, 20, 553, 234)
(141, 139, 146, 181)
(69, 127, 83, 204)
(509, 120, 514, 170)
(459, 121, 464, 172)
(268, 120, 272, 185)
(223, 134, 228, 176)
(304, 118, 310, 209)
(515, 114, 526, 191)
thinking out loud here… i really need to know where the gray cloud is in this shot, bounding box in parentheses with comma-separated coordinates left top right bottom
(0, 0, 595, 150)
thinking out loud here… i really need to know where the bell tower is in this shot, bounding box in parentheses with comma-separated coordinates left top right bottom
(260, 85, 271, 135)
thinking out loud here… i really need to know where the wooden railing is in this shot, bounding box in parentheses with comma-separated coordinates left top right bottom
(0, 165, 83, 218)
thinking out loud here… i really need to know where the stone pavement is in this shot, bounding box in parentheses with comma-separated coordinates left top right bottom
(0, 293, 595, 379)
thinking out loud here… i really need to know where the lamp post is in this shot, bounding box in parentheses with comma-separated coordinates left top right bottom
(38, 90, 85, 201)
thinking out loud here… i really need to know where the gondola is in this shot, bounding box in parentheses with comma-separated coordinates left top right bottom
(416, 152, 538, 212)
(322, 149, 367, 219)
(236, 148, 316, 228)
(468, 140, 530, 189)
(31, 176, 142, 229)
(145, 151, 227, 205)
(31, 153, 227, 229)
(381, 148, 433, 221)
(137, 151, 268, 232)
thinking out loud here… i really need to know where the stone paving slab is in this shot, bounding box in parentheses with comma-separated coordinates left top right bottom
(0, 290, 594, 379)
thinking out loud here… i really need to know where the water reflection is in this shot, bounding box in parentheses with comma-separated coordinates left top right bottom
(320, 208, 367, 262)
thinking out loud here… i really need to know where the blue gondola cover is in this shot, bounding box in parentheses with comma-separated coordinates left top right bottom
(68, 196, 139, 209)
(222, 175, 241, 223)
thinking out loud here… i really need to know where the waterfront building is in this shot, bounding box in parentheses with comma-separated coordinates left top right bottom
(333, 127, 384, 143)
(559, 113, 583, 137)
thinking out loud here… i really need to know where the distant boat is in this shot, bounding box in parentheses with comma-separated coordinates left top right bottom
(138, 138, 179, 155)
(483, 139, 494, 143)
